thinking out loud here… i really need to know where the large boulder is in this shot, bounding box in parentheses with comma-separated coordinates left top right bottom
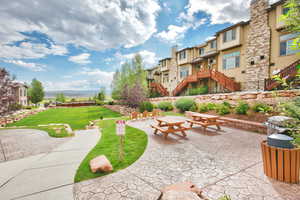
(89, 155, 113, 173)
(161, 182, 203, 200)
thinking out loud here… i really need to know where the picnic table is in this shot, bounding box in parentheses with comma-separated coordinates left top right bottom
(151, 117, 189, 139)
(187, 113, 222, 131)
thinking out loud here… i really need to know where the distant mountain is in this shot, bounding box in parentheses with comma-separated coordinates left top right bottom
(45, 90, 99, 98)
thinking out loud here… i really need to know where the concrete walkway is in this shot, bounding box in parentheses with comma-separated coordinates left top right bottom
(74, 117, 300, 200)
(0, 129, 100, 200)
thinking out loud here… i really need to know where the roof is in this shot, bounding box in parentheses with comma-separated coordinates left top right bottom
(216, 21, 249, 35)
(268, 0, 286, 10)
(159, 57, 171, 62)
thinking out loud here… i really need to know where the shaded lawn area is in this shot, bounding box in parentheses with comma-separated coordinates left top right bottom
(74, 118, 148, 182)
(8, 106, 121, 130)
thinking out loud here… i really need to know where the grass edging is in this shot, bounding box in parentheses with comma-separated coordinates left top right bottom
(74, 118, 148, 182)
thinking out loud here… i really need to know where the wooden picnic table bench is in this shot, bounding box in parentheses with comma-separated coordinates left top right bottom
(151, 117, 190, 139)
(187, 113, 223, 131)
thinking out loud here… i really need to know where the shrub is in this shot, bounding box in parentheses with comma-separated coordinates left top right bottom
(9, 103, 22, 111)
(175, 98, 196, 112)
(280, 100, 300, 120)
(216, 104, 231, 115)
(198, 103, 209, 113)
(190, 103, 198, 112)
(235, 101, 250, 115)
(157, 101, 173, 111)
(207, 102, 217, 110)
(188, 86, 208, 96)
(222, 101, 232, 108)
(108, 101, 114, 105)
(95, 99, 104, 106)
(252, 102, 272, 113)
(139, 101, 154, 112)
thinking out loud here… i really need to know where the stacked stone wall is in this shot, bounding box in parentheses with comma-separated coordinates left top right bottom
(245, 0, 271, 90)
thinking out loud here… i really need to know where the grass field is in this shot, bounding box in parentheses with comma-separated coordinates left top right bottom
(74, 118, 148, 182)
(8, 106, 121, 130)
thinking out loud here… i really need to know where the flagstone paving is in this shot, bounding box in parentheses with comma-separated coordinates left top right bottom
(0, 128, 100, 200)
(74, 117, 300, 200)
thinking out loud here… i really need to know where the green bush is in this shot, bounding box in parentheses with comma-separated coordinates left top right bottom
(207, 102, 217, 110)
(157, 101, 173, 111)
(216, 104, 231, 115)
(108, 101, 114, 105)
(95, 99, 104, 106)
(188, 86, 208, 96)
(9, 103, 22, 111)
(235, 101, 250, 115)
(280, 101, 300, 120)
(190, 103, 198, 112)
(175, 98, 196, 112)
(139, 101, 154, 112)
(252, 102, 272, 113)
(198, 103, 209, 113)
(222, 101, 232, 108)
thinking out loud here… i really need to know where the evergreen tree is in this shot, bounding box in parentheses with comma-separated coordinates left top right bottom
(28, 78, 44, 104)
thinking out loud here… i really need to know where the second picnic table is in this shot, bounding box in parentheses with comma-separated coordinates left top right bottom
(151, 117, 189, 139)
(187, 113, 222, 131)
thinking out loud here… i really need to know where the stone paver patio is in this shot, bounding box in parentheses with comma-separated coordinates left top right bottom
(74, 116, 300, 200)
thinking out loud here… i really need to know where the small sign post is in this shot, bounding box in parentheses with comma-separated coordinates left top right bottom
(116, 120, 126, 162)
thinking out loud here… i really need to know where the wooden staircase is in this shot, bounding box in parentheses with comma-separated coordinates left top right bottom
(265, 60, 300, 91)
(150, 82, 169, 96)
(172, 69, 241, 96)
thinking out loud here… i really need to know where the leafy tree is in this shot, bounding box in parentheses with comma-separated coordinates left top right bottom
(55, 93, 66, 103)
(96, 87, 106, 101)
(0, 68, 15, 115)
(281, 0, 300, 51)
(111, 54, 148, 107)
(28, 78, 44, 104)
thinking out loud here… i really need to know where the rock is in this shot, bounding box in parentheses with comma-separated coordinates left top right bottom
(161, 191, 200, 200)
(161, 182, 203, 200)
(90, 155, 113, 173)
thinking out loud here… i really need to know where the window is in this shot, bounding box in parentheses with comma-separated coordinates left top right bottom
(210, 40, 217, 49)
(180, 67, 189, 79)
(282, 7, 289, 15)
(222, 51, 240, 70)
(223, 29, 236, 43)
(199, 48, 204, 55)
(280, 33, 300, 56)
(178, 51, 186, 60)
(163, 73, 169, 83)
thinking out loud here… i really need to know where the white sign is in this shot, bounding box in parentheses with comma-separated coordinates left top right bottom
(116, 120, 126, 136)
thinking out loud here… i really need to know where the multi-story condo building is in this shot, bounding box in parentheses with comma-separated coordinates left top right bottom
(8, 82, 28, 106)
(147, 0, 300, 97)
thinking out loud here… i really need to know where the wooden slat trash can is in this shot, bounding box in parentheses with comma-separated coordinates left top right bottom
(261, 140, 300, 183)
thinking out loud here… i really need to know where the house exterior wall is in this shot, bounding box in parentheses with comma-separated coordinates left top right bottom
(149, 0, 299, 96)
(269, 7, 300, 76)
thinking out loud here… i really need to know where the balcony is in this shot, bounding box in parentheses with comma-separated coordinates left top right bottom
(200, 50, 218, 58)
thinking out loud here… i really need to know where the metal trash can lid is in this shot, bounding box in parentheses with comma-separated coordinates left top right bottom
(266, 116, 293, 127)
(268, 134, 293, 141)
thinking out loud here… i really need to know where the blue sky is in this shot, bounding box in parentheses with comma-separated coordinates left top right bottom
(0, 0, 278, 91)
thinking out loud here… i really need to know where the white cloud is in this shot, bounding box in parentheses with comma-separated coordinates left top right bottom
(0, 0, 160, 60)
(156, 18, 206, 43)
(4, 60, 46, 72)
(44, 80, 92, 91)
(119, 50, 158, 68)
(68, 53, 91, 64)
(183, 0, 281, 25)
(0, 42, 68, 60)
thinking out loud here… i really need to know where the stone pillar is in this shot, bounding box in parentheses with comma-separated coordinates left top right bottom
(245, 0, 271, 91)
(169, 45, 178, 94)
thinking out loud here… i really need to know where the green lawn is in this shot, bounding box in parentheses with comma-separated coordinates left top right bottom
(8, 106, 121, 130)
(74, 118, 148, 182)
(163, 111, 184, 116)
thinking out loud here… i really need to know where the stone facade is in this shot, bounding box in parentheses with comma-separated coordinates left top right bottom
(244, 0, 271, 91)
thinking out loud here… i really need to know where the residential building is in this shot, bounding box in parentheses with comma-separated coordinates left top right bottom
(11, 82, 28, 106)
(147, 0, 299, 97)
